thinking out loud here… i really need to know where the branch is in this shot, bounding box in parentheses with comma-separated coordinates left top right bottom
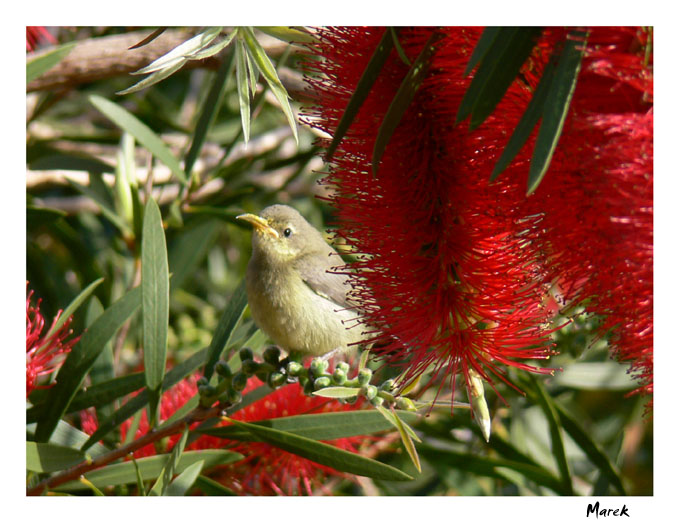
(27, 28, 309, 100)
(26, 404, 224, 496)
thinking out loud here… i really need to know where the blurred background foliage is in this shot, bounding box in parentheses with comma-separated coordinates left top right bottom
(26, 26, 651, 496)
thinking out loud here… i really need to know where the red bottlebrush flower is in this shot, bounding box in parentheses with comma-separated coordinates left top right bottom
(303, 27, 557, 400)
(214, 380, 369, 496)
(524, 27, 653, 407)
(26, 26, 56, 52)
(26, 285, 80, 397)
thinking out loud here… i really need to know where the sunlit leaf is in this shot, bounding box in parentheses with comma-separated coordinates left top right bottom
(235, 37, 251, 144)
(27, 42, 76, 84)
(26, 442, 87, 473)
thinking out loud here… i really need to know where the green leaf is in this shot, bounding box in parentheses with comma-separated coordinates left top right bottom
(552, 361, 636, 391)
(117, 59, 186, 95)
(184, 48, 234, 176)
(68, 373, 145, 415)
(26, 442, 87, 473)
(193, 474, 237, 495)
(390, 27, 411, 66)
(241, 26, 298, 144)
(134, 27, 222, 74)
(56, 450, 242, 492)
(555, 402, 626, 495)
(372, 30, 445, 176)
(168, 220, 220, 292)
(129, 28, 167, 50)
(418, 444, 567, 494)
(227, 418, 413, 481)
(149, 428, 188, 496)
(85, 297, 115, 421)
(47, 277, 104, 337)
(189, 31, 237, 60)
(325, 28, 395, 162)
(489, 57, 556, 181)
(34, 286, 142, 442)
(202, 409, 419, 441)
(529, 375, 573, 495)
(312, 386, 361, 399)
(27, 205, 66, 229)
(202, 280, 248, 380)
(456, 27, 542, 129)
(81, 347, 208, 450)
(29, 153, 114, 174)
(27, 42, 76, 84)
(142, 197, 170, 425)
(165, 460, 204, 496)
(235, 37, 251, 144)
(27, 420, 110, 459)
(88, 95, 187, 185)
(527, 31, 587, 194)
(463, 27, 502, 76)
(381, 406, 421, 472)
(256, 26, 317, 45)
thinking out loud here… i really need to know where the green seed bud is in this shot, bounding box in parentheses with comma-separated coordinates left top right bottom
(310, 358, 329, 378)
(332, 368, 347, 385)
(396, 397, 417, 411)
(215, 361, 232, 378)
(263, 346, 281, 366)
(239, 347, 254, 362)
(199, 394, 215, 408)
(226, 388, 242, 405)
(286, 361, 304, 377)
(357, 368, 373, 386)
(380, 379, 395, 392)
(196, 376, 209, 388)
(268, 371, 286, 389)
(231, 372, 247, 392)
(314, 376, 332, 390)
(336, 361, 350, 374)
(241, 359, 260, 376)
(363, 385, 378, 401)
(370, 396, 385, 408)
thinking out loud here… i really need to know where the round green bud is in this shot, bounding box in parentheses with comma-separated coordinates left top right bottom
(263, 346, 282, 366)
(357, 368, 373, 386)
(198, 383, 216, 398)
(268, 371, 286, 389)
(196, 376, 209, 388)
(310, 358, 329, 378)
(336, 361, 350, 374)
(239, 347, 254, 362)
(215, 361, 232, 378)
(231, 372, 248, 392)
(363, 384, 378, 401)
(314, 376, 332, 390)
(370, 396, 385, 408)
(241, 359, 260, 376)
(286, 361, 304, 377)
(396, 397, 417, 411)
(226, 388, 242, 405)
(303, 379, 315, 395)
(380, 379, 395, 392)
(332, 368, 347, 385)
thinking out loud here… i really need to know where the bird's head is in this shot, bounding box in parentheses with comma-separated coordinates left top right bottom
(237, 204, 328, 265)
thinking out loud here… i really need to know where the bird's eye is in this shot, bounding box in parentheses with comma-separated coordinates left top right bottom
(283, 228, 292, 237)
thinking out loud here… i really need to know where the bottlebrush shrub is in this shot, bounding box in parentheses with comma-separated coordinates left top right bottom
(302, 26, 652, 408)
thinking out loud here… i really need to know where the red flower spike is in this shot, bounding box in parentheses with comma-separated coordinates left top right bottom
(26, 284, 80, 397)
(303, 27, 557, 402)
(26, 26, 56, 52)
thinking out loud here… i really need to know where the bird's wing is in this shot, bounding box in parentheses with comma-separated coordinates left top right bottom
(294, 251, 353, 309)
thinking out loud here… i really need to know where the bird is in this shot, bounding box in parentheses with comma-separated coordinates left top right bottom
(237, 204, 367, 358)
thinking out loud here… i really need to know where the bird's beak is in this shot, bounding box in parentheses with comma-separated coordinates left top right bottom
(237, 213, 280, 239)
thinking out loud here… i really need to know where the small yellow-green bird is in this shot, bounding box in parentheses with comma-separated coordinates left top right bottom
(237, 204, 367, 358)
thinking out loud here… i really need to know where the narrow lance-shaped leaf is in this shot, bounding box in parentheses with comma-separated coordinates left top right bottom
(27, 42, 76, 84)
(141, 197, 170, 426)
(373, 31, 446, 177)
(165, 460, 204, 496)
(227, 418, 413, 481)
(202, 280, 248, 380)
(325, 28, 395, 162)
(235, 36, 252, 144)
(240, 26, 298, 144)
(489, 56, 556, 181)
(149, 428, 189, 496)
(117, 60, 186, 96)
(47, 277, 104, 337)
(34, 286, 142, 442)
(26, 442, 87, 473)
(527, 30, 587, 194)
(88, 95, 187, 185)
(463, 26, 502, 76)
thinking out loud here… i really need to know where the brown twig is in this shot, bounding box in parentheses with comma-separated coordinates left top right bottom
(26, 404, 224, 496)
